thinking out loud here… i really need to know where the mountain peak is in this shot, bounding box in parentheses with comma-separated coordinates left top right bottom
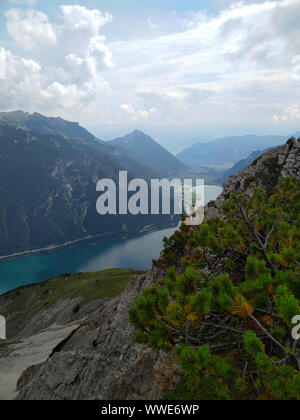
(131, 129, 146, 136)
(109, 131, 187, 176)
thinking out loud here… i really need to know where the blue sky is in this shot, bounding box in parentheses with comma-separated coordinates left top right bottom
(1, 0, 300, 151)
(0, 1, 243, 43)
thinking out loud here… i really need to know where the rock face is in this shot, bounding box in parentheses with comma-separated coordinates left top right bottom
(206, 138, 300, 219)
(215, 148, 270, 185)
(15, 269, 167, 400)
(15, 138, 300, 400)
(0, 322, 80, 400)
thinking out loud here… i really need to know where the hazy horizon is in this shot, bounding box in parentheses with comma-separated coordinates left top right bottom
(1, 108, 299, 154)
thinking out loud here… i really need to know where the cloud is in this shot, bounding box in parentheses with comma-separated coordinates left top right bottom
(2, 5, 114, 115)
(0, 48, 6, 79)
(0, 48, 43, 109)
(120, 104, 156, 121)
(5, 5, 113, 59)
(292, 55, 300, 80)
(107, 0, 300, 131)
(0, 46, 111, 112)
(60, 5, 112, 34)
(5, 9, 56, 51)
(58, 5, 113, 57)
(9, 0, 38, 4)
(120, 104, 135, 114)
(89, 36, 114, 68)
(2, 1, 300, 135)
(40, 82, 94, 109)
(273, 105, 300, 123)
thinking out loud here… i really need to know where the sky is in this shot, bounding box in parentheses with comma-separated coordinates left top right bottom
(0, 0, 300, 152)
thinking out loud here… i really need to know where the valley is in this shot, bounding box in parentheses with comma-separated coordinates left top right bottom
(0, 185, 222, 294)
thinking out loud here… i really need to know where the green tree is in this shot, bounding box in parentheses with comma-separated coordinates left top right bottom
(130, 177, 300, 400)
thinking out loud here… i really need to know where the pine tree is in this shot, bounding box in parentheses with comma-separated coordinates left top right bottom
(130, 177, 300, 400)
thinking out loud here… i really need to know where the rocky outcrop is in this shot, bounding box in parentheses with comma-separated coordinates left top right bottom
(206, 137, 300, 219)
(15, 138, 300, 400)
(0, 322, 80, 400)
(15, 269, 168, 400)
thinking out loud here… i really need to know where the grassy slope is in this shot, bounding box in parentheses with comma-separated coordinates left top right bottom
(0, 268, 144, 338)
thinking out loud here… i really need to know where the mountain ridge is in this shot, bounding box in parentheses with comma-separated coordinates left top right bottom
(108, 130, 187, 177)
(177, 133, 299, 167)
(0, 110, 104, 147)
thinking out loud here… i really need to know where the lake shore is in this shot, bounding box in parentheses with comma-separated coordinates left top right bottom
(0, 219, 179, 262)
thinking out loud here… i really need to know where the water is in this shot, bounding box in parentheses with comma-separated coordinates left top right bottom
(0, 186, 222, 294)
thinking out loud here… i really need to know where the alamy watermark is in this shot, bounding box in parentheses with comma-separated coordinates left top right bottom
(96, 171, 205, 226)
(292, 316, 300, 340)
(0, 315, 6, 340)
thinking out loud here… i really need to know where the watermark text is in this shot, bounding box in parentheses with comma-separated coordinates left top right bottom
(96, 172, 205, 226)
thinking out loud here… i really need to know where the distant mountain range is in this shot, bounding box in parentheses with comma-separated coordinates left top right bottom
(108, 130, 187, 177)
(177, 133, 299, 168)
(0, 111, 181, 257)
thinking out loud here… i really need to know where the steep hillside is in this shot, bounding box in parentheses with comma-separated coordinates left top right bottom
(11, 138, 300, 400)
(177, 134, 290, 167)
(109, 130, 187, 177)
(0, 269, 144, 340)
(206, 137, 300, 219)
(0, 111, 158, 180)
(0, 268, 143, 400)
(0, 111, 104, 147)
(0, 121, 176, 257)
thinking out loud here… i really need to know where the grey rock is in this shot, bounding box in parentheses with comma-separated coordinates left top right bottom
(205, 138, 300, 220)
(15, 270, 166, 400)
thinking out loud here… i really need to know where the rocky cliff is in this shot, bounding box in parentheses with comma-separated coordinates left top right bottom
(15, 268, 170, 400)
(206, 137, 300, 218)
(10, 138, 300, 400)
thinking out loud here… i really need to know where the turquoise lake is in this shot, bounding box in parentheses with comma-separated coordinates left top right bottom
(0, 186, 222, 294)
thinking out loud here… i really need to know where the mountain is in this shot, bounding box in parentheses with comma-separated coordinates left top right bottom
(0, 111, 158, 180)
(0, 113, 178, 257)
(108, 130, 187, 177)
(215, 148, 271, 185)
(177, 134, 291, 168)
(0, 110, 107, 149)
(7, 137, 300, 400)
